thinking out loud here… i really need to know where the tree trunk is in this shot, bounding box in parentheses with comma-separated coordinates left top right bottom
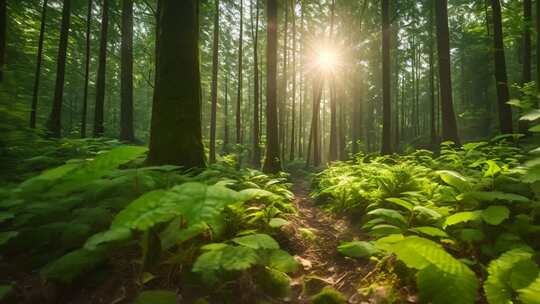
(30, 0, 48, 129)
(209, 0, 220, 163)
(81, 0, 92, 138)
(381, 0, 392, 154)
(537, 0, 540, 95)
(520, 0, 531, 133)
(94, 0, 109, 137)
(262, 0, 281, 174)
(120, 0, 135, 142)
(47, 0, 71, 138)
(0, 0, 5, 82)
(223, 73, 230, 153)
(251, 0, 261, 167)
(236, 0, 244, 145)
(306, 75, 323, 167)
(147, 0, 205, 168)
(489, 0, 513, 134)
(435, 0, 460, 143)
(289, 0, 296, 161)
(429, 0, 437, 147)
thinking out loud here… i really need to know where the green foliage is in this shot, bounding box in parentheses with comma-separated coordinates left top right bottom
(337, 241, 380, 258)
(311, 287, 347, 304)
(135, 290, 178, 304)
(40, 248, 108, 283)
(0, 284, 13, 301)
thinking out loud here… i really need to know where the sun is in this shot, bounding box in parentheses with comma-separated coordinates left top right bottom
(315, 47, 338, 73)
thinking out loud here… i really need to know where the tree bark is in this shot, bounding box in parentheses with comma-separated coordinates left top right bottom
(81, 0, 92, 138)
(381, 0, 392, 154)
(30, 0, 48, 129)
(251, 0, 261, 167)
(489, 0, 513, 134)
(289, 0, 296, 161)
(435, 0, 460, 143)
(47, 0, 71, 138)
(429, 0, 437, 147)
(236, 0, 244, 144)
(520, 0, 531, 133)
(147, 0, 205, 168)
(0, 0, 5, 82)
(120, 0, 135, 142)
(262, 0, 281, 174)
(94, 0, 109, 137)
(209, 0, 220, 163)
(223, 73, 230, 153)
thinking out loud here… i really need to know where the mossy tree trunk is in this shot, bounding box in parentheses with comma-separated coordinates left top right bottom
(147, 0, 205, 168)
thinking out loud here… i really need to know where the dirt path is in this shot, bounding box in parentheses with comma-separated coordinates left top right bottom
(282, 176, 370, 303)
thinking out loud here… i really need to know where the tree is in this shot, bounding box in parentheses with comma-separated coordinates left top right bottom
(120, 0, 135, 142)
(262, 0, 281, 174)
(94, 0, 110, 137)
(30, 0, 48, 129)
(520, 0, 531, 134)
(209, 0, 220, 163)
(81, 0, 93, 138)
(236, 0, 244, 145)
(251, 0, 261, 167)
(435, 0, 460, 144)
(428, 0, 437, 147)
(489, 0, 513, 134)
(381, 0, 392, 154)
(147, 0, 205, 168)
(47, 0, 71, 138)
(289, 0, 296, 161)
(0, 0, 5, 82)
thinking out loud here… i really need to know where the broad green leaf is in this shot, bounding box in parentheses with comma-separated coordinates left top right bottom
(369, 224, 402, 237)
(221, 246, 258, 271)
(40, 248, 107, 283)
(0, 212, 14, 224)
(519, 275, 540, 304)
(337, 241, 380, 258)
(0, 231, 18, 246)
(135, 290, 177, 304)
(385, 197, 413, 211)
(520, 109, 540, 121)
(444, 211, 482, 228)
(409, 226, 448, 238)
(459, 191, 530, 203)
(232, 233, 279, 250)
(459, 229, 485, 242)
(437, 170, 471, 192)
(367, 208, 407, 226)
(484, 160, 502, 178)
(269, 218, 289, 228)
(413, 206, 442, 220)
(268, 249, 298, 273)
(510, 260, 539, 290)
(482, 206, 510, 225)
(529, 124, 540, 132)
(84, 227, 132, 250)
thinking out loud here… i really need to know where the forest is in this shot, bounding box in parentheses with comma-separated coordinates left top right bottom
(1, 0, 540, 303)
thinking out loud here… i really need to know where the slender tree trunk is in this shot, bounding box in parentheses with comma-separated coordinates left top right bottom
(381, 0, 392, 154)
(147, 0, 205, 168)
(94, 0, 109, 137)
(306, 75, 323, 167)
(120, 0, 135, 141)
(289, 0, 296, 161)
(81, 0, 92, 138)
(263, 0, 281, 173)
(489, 0, 513, 134)
(520, 0, 531, 133)
(537, 0, 540, 95)
(236, 0, 244, 144)
(329, 79, 338, 161)
(209, 0, 220, 163)
(223, 73, 230, 153)
(47, 0, 71, 138)
(435, 0, 460, 143)
(30, 0, 48, 129)
(429, 0, 437, 146)
(251, 0, 261, 167)
(280, 0, 289, 160)
(0, 0, 5, 82)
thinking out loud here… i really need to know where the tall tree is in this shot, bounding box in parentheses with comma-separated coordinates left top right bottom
(263, 0, 281, 173)
(381, 0, 392, 154)
(209, 0, 220, 163)
(489, 0, 513, 134)
(537, 0, 540, 91)
(251, 0, 261, 167)
(147, 0, 205, 168)
(47, 0, 71, 138)
(94, 0, 110, 137)
(0, 0, 5, 82)
(520, 0, 532, 133)
(289, 0, 296, 161)
(30, 0, 48, 129)
(328, 0, 338, 161)
(223, 73, 230, 152)
(120, 0, 135, 142)
(236, 0, 244, 144)
(435, 0, 460, 143)
(81, 0, 93, 138)
(428, 0, 437, 146)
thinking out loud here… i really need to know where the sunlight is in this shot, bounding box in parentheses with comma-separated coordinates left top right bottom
(316, 48, 338, 72)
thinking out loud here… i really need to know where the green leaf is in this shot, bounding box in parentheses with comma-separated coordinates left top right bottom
(519, 275, 540, 304)
(510, 260, 539, 290)
(484, 248, 535, 304)
(482, 206, 510, 225)
(269, 218, 289, 228)
(528, 124, 540, 133)
(0, 212, 14, 224)
(0, 231, 18, 246)
(484, 160, 502, 178)
(337, 241, 380, 258)
(0, 285, 12, 301)
(459, 191, 530, 203)
(444, 211, 482, 228)
(437, 170, 471, 192)
(84, 227, 132, 250)
(413, 206, 442, 220)
(220, 246, 258, 271)
(268, 249, 298, 273)
(40, 248, 107, 283)
(520, 109, 540, 121)
(135, 290, 177, 304)
(409, 226, 448, 238)
(367, 208, 407, 226)
(459, 229, 485, 242)
(232, 233, 279, 250)
(368, 224, 402, 237)
(385, 197, 413, 211)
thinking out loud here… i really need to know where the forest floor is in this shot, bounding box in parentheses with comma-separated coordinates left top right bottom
(281, 176, 372, 303)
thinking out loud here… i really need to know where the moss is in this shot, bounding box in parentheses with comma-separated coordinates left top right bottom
(311, 287, 346, 304)
(255, 267, 291, 298)
(303, 275, 328, 295)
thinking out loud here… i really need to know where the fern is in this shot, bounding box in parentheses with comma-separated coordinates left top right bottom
(519, 275, 540, 304)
